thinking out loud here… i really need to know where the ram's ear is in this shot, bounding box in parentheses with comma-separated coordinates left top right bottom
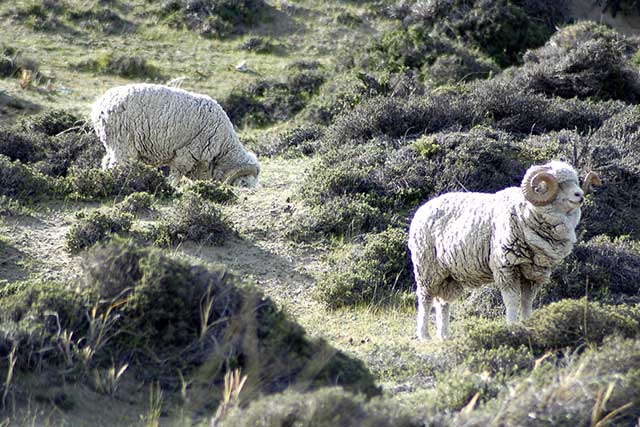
(582, 171, 602, 194)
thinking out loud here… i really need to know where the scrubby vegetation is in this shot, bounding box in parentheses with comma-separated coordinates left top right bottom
(2, 0, 640, 425)
(0, 240, 378, 413)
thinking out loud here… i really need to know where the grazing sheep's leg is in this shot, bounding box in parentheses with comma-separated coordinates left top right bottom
(168, 148, 199, 178)
(434, 298, 451, 339)
(520, 282, 535, 320)
(416, 285, 432, 340)
(500, 288, 520, 324)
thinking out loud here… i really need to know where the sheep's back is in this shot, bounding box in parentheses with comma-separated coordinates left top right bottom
(409, 192, 497, 285)
(91, 84, 234, 164)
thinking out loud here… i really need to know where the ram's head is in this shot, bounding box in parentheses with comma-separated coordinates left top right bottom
(521, 162, 601, 210)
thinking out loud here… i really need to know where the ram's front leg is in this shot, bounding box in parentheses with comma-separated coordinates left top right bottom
(519, 281, 535, 320)
(496, 269, 523, 324)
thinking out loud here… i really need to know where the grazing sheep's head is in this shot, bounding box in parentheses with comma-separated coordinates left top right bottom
(522, 161, 599, 213)
(223, 152, 261, 188)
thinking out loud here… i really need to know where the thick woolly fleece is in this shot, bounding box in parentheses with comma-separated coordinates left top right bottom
(91, 83, 259, 185)
(408, 161, 584, 339)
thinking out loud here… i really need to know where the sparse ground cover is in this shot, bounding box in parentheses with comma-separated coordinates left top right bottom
(1, 0, 640, 426)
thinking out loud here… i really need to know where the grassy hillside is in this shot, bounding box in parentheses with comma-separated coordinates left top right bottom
(1, 0, 640, 426)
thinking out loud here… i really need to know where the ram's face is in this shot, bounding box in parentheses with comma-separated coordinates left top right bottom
(231, 174, 259, 188)
(553, 179, 584, 214)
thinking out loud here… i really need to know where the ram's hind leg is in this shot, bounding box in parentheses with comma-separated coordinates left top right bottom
(416, 285, 433, 340)
(434, 298, 451, 339)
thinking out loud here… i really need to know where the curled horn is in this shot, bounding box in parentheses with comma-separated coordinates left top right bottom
(223, 164, 259, 185)
(582, 171, 602, 194)
(522, 167, 560, 206)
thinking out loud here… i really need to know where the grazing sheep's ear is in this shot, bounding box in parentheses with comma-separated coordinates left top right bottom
(582, 171, 602, 194)
(522, 166, 559, 206)
(224, 165, 260, 186)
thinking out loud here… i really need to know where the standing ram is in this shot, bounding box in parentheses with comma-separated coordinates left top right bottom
(408, 161, 601, 340)
(91, 83, 260, 187)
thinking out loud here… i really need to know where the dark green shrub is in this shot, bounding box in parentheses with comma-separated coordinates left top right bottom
(542, 236, 640, 305)
(0, 126, 47, 163)
(288, 194, 386, 242)
(182, 180, 237, 204)
(456, 337, 640, 426)
(8, 1, 65, 31)
(432, 368, 501, 412)
(115, 192, 154, 214)
(0, 196, 26, 217)
(425, 50, 499, 85)
(218, 387, 418, 427)
(17, 109, 82, 136)
(594, 0, 640, 16)
(159, 0, 270, 39)
(315, 227, 413, 309)
(0, 281, 86, 368)
(34, 131, 105, 177)
(67, 167, 115, 199)
(0, 155, 59, 200)
(463, 345, 535, 378)
(73, 53, 163, 79)
(152, 192, 233, 246)
(240, 36, 282, 53)
(222, 69, 325, 127)
(81, 239, 379, 395)
(515, 22, 640, 103)
(68, 162, 173, 200)
(64, 209, 133, 253)
(0, 45, 39, 78)
(261, 125, 324, 157)
(300, 127, 527, 236)
(459, 300, 640, 355)
(65, 7, 135, 34)
(303, 71, 426, 126)
(531, 300, 639, 350)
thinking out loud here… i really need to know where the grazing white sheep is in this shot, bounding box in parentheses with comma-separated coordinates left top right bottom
(408, 161, 601, 340)
(91, 83, 260, 187)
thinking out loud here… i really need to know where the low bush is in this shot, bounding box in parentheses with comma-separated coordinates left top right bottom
(0, 155, 61, 200)
(73, 53, 163, 79)
(542, 236, 640, 304)
(182, 180, 237, 204)
(261, 125, 324, 157)
(0, 240, 379, 404)
(6, 1, 65, 32)
(459, 299, 640, 355)
(456, 337, 640, 426)
(515, 22, 640, 103)
(288, 194, 386, 242)
(222, 69, 326, 127)
(65, 6, 135, 34)
(81, 239, 380, 395)
(152, 192, 234, 246)
(315, 227, 413, 309)
(0, 126, 47, 164)
(303, 71, 426, 126)
(218, 387, 418, 427)
(365, 0, 568, 74)
(0, 44, 39, 78)
(159, 0, 270, 39)
(240, 36, 282, 53)
(64, 209, 133, 253)
(16, 109, 82, 136)
(115, 192, 154, 214)
(68, 162, 173, 200)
